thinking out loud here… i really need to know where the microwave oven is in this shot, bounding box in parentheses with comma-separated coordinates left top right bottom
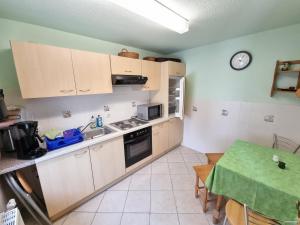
(137, 103, 163, 121)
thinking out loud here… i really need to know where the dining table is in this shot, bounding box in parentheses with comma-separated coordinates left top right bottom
(206, 140, 300, 224)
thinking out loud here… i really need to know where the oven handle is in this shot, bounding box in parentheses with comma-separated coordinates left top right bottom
(124, 134, 150, 145)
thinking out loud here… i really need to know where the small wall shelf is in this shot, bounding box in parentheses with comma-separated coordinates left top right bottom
(270, 60, 300, 97)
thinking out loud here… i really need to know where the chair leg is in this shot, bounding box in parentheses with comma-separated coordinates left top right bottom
(203, 187, 208, 213)
(223, 216, 227, 225)
(194, 175, 199, 198)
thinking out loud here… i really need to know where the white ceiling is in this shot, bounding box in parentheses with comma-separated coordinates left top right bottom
(0, 0, 300, 54)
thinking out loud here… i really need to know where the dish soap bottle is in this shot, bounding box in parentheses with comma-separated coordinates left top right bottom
(96, 115, 103, 128)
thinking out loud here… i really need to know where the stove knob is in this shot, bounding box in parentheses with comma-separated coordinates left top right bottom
(130, 134, 134, 138)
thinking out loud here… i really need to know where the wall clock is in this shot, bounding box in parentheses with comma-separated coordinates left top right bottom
(230, 51, 252, 70)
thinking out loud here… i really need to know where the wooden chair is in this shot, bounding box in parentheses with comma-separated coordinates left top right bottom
(223, 199, 296, 225)
(193, 153, 224, 212)
(273, 134, 300, 154)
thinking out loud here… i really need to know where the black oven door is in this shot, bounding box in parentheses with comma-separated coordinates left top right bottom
(124, 133, 152, 168)
(148, 105, 162, 120)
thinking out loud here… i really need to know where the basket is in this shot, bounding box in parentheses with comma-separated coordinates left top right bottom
(118, 48, 139, 59)
(143, 56, 156, 61)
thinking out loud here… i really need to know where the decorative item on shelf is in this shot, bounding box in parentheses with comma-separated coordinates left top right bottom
(280, 62, 290, 71)
(270, 60, 300, 97)
(118, 48, 139, 59)
(143, 56, 156, 61)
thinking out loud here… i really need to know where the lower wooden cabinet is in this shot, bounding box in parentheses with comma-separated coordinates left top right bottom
(168, 118, 183, 148)
(89, 137, 125, 190)
(152, 122, 169, 156)
(36, 148, 94, 217)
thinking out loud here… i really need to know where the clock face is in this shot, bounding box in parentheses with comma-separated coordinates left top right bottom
(230, 51, 252, 70)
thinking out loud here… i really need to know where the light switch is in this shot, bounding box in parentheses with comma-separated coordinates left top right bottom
(221, 109, 229, 116)
(264, 115, 274, 123)
(192, 106, 198, 112)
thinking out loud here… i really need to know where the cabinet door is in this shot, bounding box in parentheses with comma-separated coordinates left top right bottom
(168, 118, 183, 148)
(110, 55, 141, 75)
(152, 122, 169, 156)
(11, 41, 76, 98)
(36, 148, 94, 217)
(72, 50, 112, 95)
(168, 61, 186, 76)
(142, 60, 161, 91)
(89, 137, 125, 190)
(152, 125, 160, 156)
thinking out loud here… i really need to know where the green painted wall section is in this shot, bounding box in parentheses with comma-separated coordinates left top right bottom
(0, 18, 159, 105)
(172, 23, 300, 106)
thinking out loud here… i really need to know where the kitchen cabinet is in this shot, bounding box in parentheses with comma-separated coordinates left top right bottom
(89, 137, 125, 190)
(168, 61, 186, 76)
(11, 41, 77, 98)
(36, 148, 94, 217)
(168, 118, 183, 148)
(71, 49, 112, 94)
(152, 122, 169, 156)
(142, 60, 161, 91)
(110, 55, 142, 75)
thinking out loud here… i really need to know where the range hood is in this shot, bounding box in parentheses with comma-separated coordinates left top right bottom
(112, 75, 148, 85)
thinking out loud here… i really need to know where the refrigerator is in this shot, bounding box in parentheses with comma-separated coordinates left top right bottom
(168, 76, 185, 120)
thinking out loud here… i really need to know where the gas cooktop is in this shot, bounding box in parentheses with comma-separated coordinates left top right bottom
(110, 118, 148, 131)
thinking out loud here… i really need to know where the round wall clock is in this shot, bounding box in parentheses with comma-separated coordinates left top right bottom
(230, 51, 252, 70)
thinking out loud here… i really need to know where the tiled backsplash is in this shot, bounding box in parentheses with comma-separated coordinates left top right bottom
(19, 86, 150, 132)
(183, 100, 300, 153)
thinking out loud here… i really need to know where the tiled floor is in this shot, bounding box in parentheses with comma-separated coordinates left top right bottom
(24, 146, 224, 225)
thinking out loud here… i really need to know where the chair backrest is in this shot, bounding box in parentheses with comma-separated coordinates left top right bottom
(244, 204, 280, 225)
(206, 153, 224, 165)
(272, 134, 300, 154)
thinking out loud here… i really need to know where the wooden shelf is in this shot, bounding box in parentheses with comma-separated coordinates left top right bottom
(270, 60, 300, 97)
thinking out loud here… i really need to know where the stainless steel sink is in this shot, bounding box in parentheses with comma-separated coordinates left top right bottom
(84, 126, 116, 140)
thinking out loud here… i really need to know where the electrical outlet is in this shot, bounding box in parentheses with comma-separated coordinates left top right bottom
(132, 101, 136, 107)
(62, 110, 71, 118)
(192, 106, 198, 112)
(221, 109, 229, 116)
(264, 115, 274, 123)
(104, 105, 110, 112)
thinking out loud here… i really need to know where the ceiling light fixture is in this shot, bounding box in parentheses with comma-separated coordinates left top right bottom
(108, 0, 189, 34)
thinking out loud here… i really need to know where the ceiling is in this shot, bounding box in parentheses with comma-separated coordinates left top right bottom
(0, 0, 300, 54)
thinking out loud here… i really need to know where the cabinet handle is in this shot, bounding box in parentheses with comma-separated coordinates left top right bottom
(74, 150, 88, 157)
(60, 89, 74, 93)
(124, 70, 132, 73)
(79, 89, 91, 92)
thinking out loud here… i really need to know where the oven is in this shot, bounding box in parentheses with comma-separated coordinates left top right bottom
(123, 127, 152, 168)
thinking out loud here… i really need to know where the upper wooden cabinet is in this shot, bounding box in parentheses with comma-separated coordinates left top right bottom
(89, 137, 125, 190)
(11, 41, 77, 98)
(142, 60, 161, 91)
(110, 55, 142, 75)
(71, 49, 112, 95)
(36, 148, 94, 218)
(168, 61, 186, 76)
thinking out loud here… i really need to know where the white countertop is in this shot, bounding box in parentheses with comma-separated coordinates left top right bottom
(0, 117, 170, 175)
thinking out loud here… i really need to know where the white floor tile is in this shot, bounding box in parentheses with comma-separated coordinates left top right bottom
(91, 213, 122, 225)
(74, 193, 104, 212)
(167, 152, 184, 162)
(197, 153, 208, 164)
(168, 162, 189, 174)
(98, 191, 127, 212)
(151, 162, 169, 174)
(179, 146, 197, 154)
(174, 191, 203, 213)
(154, 154, 168, 163)
(150, 213, 179, 225)
(185, 162, 201, 175)
(63, 212, 95, 225)
(178, 213, 210, 225)
(129, 174, 151, 190)
(171, 174, 194, 190)
(151, 174, 172, 190)
(182, 153, 202, 162)
(121, 213, 150, 225)
(109, 176, 132, 191)
(124, 191, 150, 213)
(150, 191, 177, 213)
(53, 216, 67, 225)
(135, 164, 152, 174)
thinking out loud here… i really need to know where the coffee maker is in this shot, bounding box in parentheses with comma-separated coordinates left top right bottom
(7, 121, 47, 159)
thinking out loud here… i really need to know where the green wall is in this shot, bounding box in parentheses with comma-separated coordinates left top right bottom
(0, 18, 159, 105)
(172, 23, 300, 106)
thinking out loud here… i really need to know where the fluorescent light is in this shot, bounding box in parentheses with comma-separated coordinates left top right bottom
(108, 0, 189, 34)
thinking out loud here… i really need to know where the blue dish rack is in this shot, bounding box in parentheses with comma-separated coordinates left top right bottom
(46, 128, 84, 151)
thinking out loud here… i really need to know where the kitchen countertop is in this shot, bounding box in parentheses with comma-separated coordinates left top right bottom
(0, 117, 170, 175)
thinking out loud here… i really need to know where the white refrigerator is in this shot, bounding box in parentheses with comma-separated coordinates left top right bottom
(169, 76, 185, 120)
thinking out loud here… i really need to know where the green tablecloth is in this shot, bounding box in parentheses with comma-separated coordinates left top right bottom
(206, 140, 300, 222)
